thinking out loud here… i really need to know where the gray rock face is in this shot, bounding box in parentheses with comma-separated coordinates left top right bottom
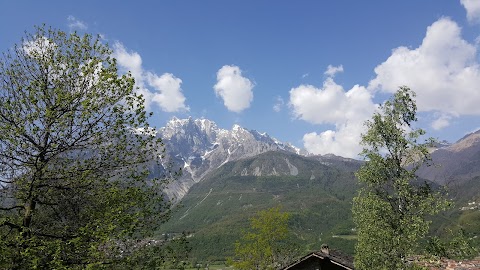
(417, 129, 480, 185)
(155, 117, 303, 200)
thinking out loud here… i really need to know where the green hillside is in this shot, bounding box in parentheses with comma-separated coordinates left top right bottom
(429, 176, 480, 252)
(159, 151, 359, 263)
(158, 151, 480, 264)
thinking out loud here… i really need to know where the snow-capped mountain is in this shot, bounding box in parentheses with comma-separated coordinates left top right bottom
(156, 117, 304, 200)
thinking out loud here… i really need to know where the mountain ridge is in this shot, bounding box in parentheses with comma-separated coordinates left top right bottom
(152, 118, 480, 262)
(159, 150, 360, 261)
(155, 117, 308, 200)
(417, 129, 480, 185)
(155, 117, 480, 200)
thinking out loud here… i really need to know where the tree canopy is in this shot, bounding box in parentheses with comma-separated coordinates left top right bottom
(0, 26, 169, 269)
(230, 206, 297, 270)
(352, 86, 450, 269)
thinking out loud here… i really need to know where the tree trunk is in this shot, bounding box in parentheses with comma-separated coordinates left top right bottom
(22, 198, 36, 238)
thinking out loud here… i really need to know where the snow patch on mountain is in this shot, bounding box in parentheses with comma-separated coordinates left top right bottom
(154, 117, 307, 200)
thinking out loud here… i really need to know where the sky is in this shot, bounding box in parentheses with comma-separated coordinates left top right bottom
(2, 0, 480, 158)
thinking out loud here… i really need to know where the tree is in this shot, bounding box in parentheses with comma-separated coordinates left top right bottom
(119, 232, 192, 269)
(0, 26, 169, 269)
(230, 206, 296, 270)
(352, 86, 450, 269)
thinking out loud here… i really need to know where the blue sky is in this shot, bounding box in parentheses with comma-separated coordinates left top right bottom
(2, 1, 480, 157)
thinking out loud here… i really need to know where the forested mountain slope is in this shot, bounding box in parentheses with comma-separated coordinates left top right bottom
(159, 151, 361, 262)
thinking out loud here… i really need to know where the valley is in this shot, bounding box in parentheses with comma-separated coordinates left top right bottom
(153, 118, 480, 264)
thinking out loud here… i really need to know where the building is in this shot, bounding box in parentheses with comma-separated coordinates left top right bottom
(280, 245, 354, 270)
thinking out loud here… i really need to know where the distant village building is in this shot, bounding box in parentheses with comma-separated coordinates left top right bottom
(280, 245, 354, 270)
(412, 256, 480, 270)
(280, 243, 480, 270)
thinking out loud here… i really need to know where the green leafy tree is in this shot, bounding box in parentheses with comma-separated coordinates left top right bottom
(352, 86, 450, 270)
(230, 206, 296, 270)
(119, 232, 192, 270)
(426, 229, 479, 260)
(0, 26, 170, 269)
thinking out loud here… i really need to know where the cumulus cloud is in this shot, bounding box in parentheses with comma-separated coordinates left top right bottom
(369, 18, 480, 128)
(461, 0, 480, 23)
(23, 36, 54, 57)
(324, 65, 344, 77)
(431, 113, 452, 130)
(112, 42, 144, 86)
(290, 78, 374, 125)
(147, 73, 187, 112)
(67, 16, 88, 31)
(213, 65, 254, 113)
(273, 96, 285, 112)
(303, 121, 366, 158)
(291, 17, 480, 157)
(289, 77, 376, 158)
(112, 42, 189, 112)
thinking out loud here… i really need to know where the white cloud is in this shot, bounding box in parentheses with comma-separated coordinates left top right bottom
(324, 65, 344, 77)
(112, 42, 144, 86)
(289, 78, 376, 158)
(112, 42, 188, 112)
(23, 36, 54, 57)
(431, 113, 452, 130)
(303, 121, 366, 158)
(290, 78, 374, 124)
(291, 17, 480, 157)
(369, 18, 480, 128)
(147, 73, 188, 112)
(67, 15, 88, 31)
(461, 0, 480, 23)
(273, 96, 285, 112)
(213, 65, 254, 113)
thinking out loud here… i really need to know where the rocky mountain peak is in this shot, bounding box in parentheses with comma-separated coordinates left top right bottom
(417, 129, 480, 185)
(155, 117, 305, 200)
(448, 129, 480, 153)
(232, 124, 242, 131)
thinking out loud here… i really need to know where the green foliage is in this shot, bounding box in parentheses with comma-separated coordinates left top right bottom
(160, 151, 358, 263)
(229, 207, 296, 270)
(117, 232, 192, 270)
(427, 207, 479, 260)
(426, 229, 478, 260)
(352, 86, 451, 270)
(0, 26, 169, 268)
